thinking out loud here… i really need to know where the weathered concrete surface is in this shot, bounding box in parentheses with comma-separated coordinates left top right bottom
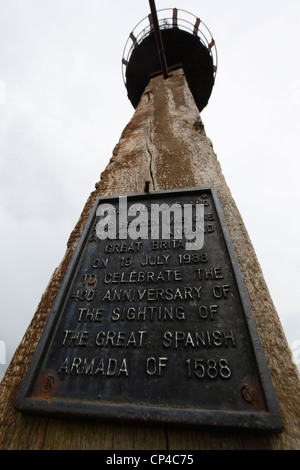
(1, 69, 299, 449)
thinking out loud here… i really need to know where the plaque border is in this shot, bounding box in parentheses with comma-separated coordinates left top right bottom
(15, 187, 284, 433)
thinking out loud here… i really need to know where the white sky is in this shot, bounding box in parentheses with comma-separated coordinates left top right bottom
(0, 0, 300, 381)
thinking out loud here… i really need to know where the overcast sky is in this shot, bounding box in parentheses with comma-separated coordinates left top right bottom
(0, 0, 299, 381)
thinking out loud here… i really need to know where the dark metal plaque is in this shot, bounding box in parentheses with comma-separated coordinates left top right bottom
(15, 188, 283, 432)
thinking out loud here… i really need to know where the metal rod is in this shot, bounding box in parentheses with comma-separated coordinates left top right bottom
(148, 0, 169, 79)
(172, 8, 178, 28)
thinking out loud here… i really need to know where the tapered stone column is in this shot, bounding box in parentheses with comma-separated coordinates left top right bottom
(1, 69, 299, 450)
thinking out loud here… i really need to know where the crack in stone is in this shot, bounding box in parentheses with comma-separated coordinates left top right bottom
(146, 112, 156, 191)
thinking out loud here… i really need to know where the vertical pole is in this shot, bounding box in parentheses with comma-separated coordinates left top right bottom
(148, 0, 169, 79)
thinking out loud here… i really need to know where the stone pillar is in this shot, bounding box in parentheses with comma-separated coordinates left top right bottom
(0, 69, 299, 450)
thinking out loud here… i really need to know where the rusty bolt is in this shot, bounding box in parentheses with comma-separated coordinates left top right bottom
(240, 384, 256, 404)
(41, 374, 55, 393)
